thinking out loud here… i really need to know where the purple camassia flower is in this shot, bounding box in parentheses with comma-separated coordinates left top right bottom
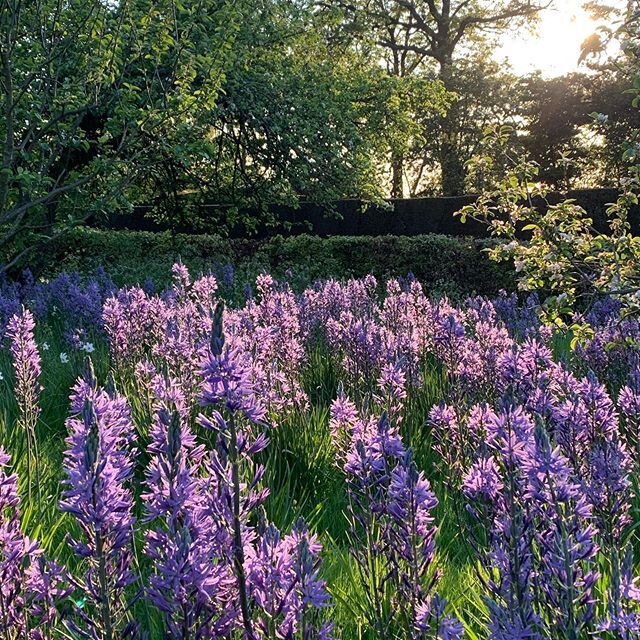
(6, 308, 42, 498)
(345, 411, 460, 637)
(385, 456, 458, 638)
(415, 595, 464, 640)
(575, 316, 640, 383)
(490, 291, 541, 340)
(430, 402, 497, 479)
(19, 268, 116, 350)
(200, 303, 266, 427)
(376, 361, 407, 424)
(0, 448, 66, 638)
(550, 373, 633, 536)
(172, 261, 192, 294)
(220, 264, 235, 290)
(596, 546, 640, 637)
(524, 432, 598, 636)
(464, 408, 538, 623)
(26, 269, 115, 344)
(245, 520, 332, 639)
(618, 366, 640, 454)
(103, 286, 164, 367)
(432, 303, 466, 374)
(497, 338, 554, 401)
(380, 278, 434, 383)
(344, 412, 406, 481)
(328, 384, 361, 450)
(325, 310, 395, 392)
(143, 403, 236, 638)
(199, 302, 271, 638)
(228, 275, 308, 414)
(299, 278, 362, 338)
(60, 375, 138, 639)
(464, 407, 600, 639)
(462, 456, 503, 502)
(6, 307, 42, 418)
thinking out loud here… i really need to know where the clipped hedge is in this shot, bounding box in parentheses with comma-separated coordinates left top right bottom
(46, 228, 516, 296)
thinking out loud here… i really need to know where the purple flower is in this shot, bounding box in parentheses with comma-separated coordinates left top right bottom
(415, 596, 464, 639)
(200, 304, 266, 426)
(376, 361, 407, 423)
(245, 520, 332, 639)
(143, 403, 236, 637)
(462, 456, 503, 502)
(344, 406, 457, 637)
(6, 307, 42, 431)
(0, 449, 65, 637)
(60, 375, 138, 638)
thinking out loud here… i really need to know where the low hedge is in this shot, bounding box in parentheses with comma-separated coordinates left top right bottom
(46, 228, 516, 297)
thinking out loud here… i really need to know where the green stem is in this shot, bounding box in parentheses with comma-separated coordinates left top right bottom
(228, 413, 254, 640)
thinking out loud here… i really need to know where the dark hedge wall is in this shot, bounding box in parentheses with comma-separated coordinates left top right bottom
(100, 189, 638, 238)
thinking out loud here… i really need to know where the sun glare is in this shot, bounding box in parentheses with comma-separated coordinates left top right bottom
(496, 1, 616, 77)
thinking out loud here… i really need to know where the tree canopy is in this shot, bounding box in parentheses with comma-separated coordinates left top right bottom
(1, 0, 639, 270)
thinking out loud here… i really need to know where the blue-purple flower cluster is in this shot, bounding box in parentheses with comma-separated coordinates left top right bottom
(1, 263, 640, 639)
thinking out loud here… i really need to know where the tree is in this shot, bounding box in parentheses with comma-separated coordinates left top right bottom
(159, 0, 450, 215)
(518, 73, 595, 190)
(0, 0, 241, 272)
(458, 5, 640, 320)
(403, 54, 520, 196)
(331, 0, 552, 195)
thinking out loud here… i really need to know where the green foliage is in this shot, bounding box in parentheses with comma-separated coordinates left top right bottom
(459, 124, 640, 321)
(332, 0, 551, 196)
(0, 0, 455, 270)
(45, 228, 515, 296)
(0, 0, 240, 270)
(456, 7, 640, 322)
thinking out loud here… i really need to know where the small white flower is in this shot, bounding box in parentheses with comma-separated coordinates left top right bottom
(42, 341, 50, 351)
(81, 342, 95, 353)
(0, 371, 4, 381)
(60, 352, 69, 363)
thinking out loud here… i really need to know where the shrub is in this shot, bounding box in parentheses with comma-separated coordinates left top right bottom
(46, 228, 515, 297)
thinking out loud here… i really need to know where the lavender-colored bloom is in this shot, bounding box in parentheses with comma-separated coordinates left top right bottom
(385, 455, 443, 632)
(376, 361, 407, 423)
(60, 375, 138, 639)
(200, 303, 266, 426)
(462, 456, 503, 502)
(221, 264, 235, 290)
(464, 410, 600, 640)
(143, 405, 236, 638)
(344, 408, 457, 637)
(415, 595, 464, 640)
(172, 261, 192, 295)
(525, 433, 598, 637)
(6, 307, 43, 504)
(6, 308, 42, 430)
(344, 412, 406, 481)
(245, 520, 331, 639)
(0, 448, 67, 638)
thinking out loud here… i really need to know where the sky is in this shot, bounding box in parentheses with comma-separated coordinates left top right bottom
(495, 0, 625, 77)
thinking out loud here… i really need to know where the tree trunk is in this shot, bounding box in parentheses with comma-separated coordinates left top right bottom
(391, 149, 404, 198)
(438, 56, 465, 197)
(439, 133, 465, 196)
